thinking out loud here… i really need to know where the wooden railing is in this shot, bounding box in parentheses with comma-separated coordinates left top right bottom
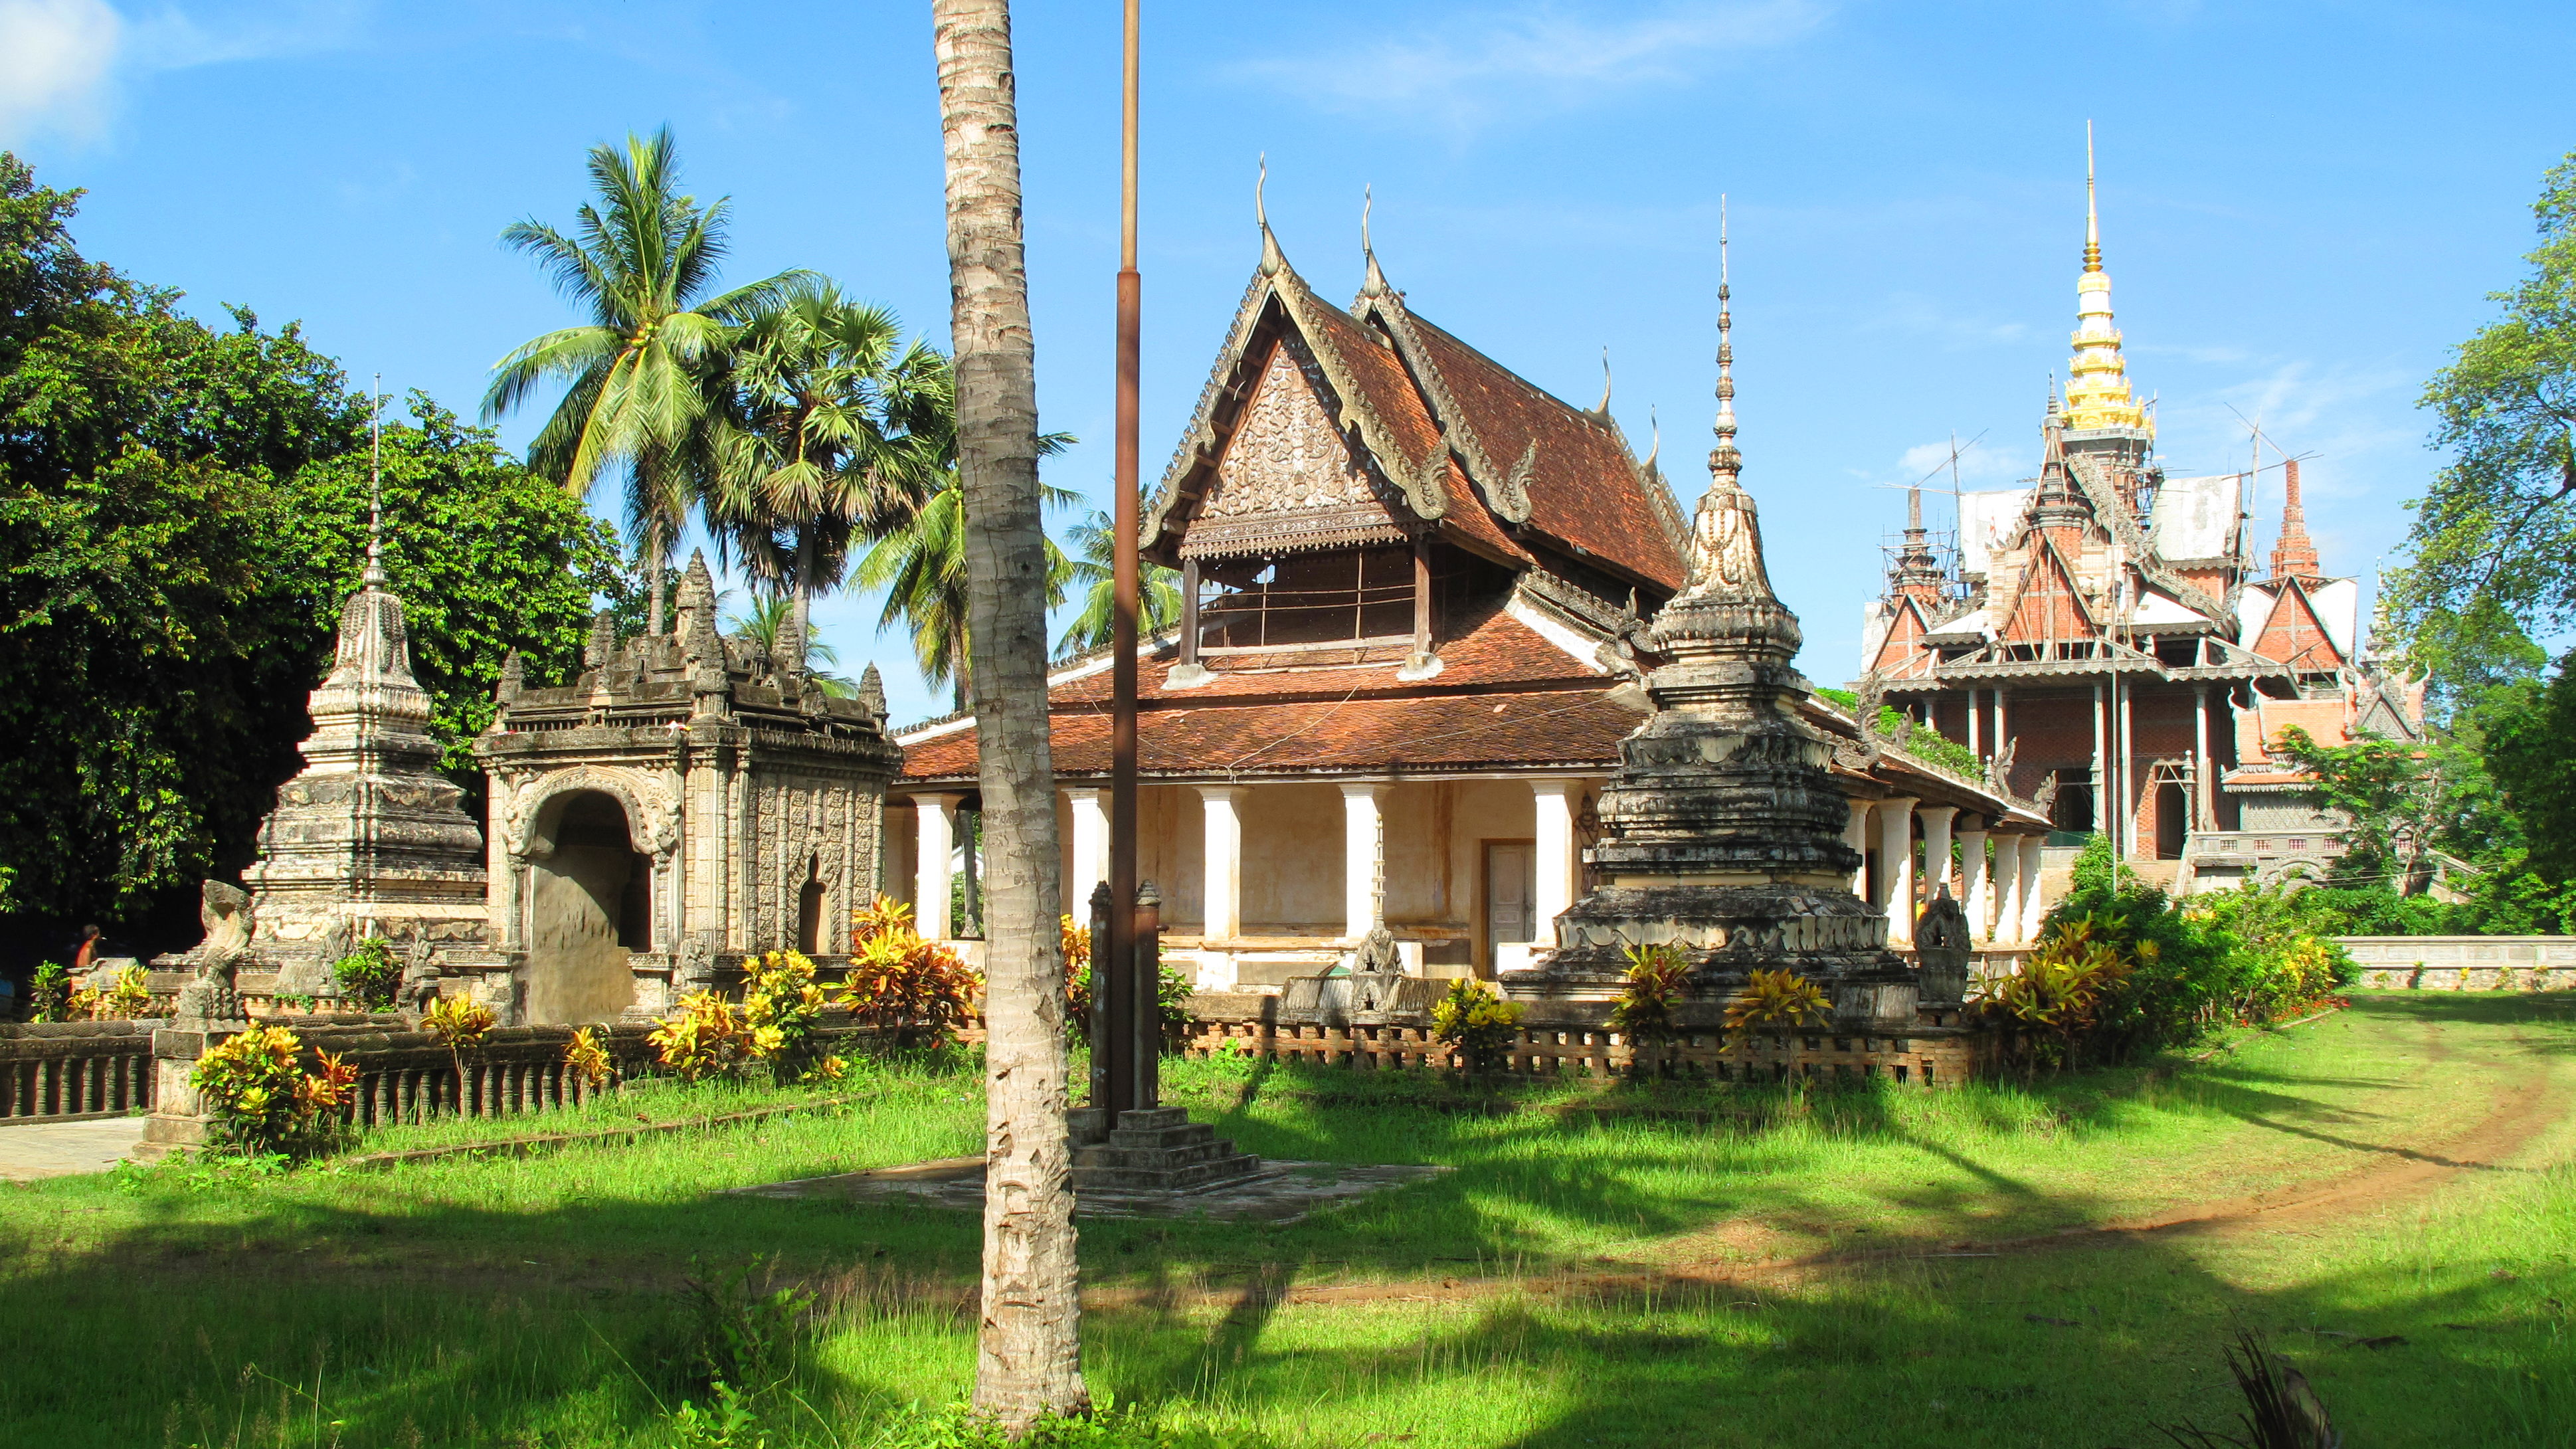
(0, 1021, 164, 1122)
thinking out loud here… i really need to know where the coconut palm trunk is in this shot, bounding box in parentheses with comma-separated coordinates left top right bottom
(931, 0, 1087, 1426)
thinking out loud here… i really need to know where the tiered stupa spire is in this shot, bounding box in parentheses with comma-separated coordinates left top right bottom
(2061, 125, 2150, 435)
(2269, 457, 2323, 582)
(1507, 209, 1904, 1013)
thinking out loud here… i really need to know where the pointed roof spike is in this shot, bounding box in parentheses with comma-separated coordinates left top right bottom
(1644, 405, 1661, 472)
(1596, 347, 1612, 414)
(1358, 183, 1390, 296)
(1256, 153, 1284, 276)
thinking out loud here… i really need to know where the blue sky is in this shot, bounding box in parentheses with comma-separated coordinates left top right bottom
(6, 0, 2569, 723)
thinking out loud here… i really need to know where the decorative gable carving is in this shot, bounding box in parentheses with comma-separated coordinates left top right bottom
(1182, 336, 1413, 559)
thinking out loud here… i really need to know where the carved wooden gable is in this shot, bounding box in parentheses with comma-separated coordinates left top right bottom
(1182, 334, 1413, 559)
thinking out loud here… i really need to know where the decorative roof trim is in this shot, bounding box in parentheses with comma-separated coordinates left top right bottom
(1355, 291, 1518, 522)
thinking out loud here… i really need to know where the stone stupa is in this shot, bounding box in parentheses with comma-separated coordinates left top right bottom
(158, 458, 494, 999)
(1500, 230, 1916, 1027)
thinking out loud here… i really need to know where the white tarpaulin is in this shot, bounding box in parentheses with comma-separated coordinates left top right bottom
(1957, 489, 2032, 576)
(2150, 474, 2241, 561)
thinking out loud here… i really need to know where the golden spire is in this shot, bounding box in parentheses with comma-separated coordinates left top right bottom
(2062, 122, 2149, 434)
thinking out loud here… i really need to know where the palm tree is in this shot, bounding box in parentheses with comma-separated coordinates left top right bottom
(482, 127, 805, 634)
(723, 595, 857, 696)
(854, 466, 1080, 711)
(1055, 509, 1182, 662)
(932, 0, 1087, 1424)
(705, 280, 954, 642)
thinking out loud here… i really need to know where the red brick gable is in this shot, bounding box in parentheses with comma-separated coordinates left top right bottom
(1993, 537, 2100, 646)
(2251, 578, 2347, 673)
(1868, 596, 1938, 679)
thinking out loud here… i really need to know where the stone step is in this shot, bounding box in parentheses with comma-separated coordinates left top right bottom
(1106, 1122, 1219, 1151)
(1113, 1107, 1191, 1132)
(1071, 1151, 1263, 1194)
(1074, 1137, 1238, 1173)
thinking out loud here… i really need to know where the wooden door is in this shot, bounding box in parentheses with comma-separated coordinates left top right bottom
(1485, 841, 1536, 959)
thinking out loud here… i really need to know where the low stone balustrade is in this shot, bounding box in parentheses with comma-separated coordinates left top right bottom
(0, 1020, 165, 1122)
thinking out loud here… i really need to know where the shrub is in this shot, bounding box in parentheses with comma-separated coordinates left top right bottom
(741, 949, 848, 1083)
(563, 1025, 615, 1090)
(1986, 915, 2132, 1070)
(651, 991, 756, 1084)
(331, 935, 401, 1011)
(28, 962, 68, 1022)
(1431, 977, 1524, 1074)
(422, 994, 496, 1048)
(1611, 943, 1690, 1042)
(189, 1024, 357, 1155)
(842, 894, 980, 1047)
(1722, 968, 1829, 1042)
(84, 963, 154, 1018)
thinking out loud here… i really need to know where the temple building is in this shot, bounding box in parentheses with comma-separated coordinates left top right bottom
(1857, 159, 2423, 898)
(890, 216, 2049, 988)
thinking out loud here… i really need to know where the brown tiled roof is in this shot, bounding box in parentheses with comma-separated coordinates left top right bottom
(1397, 314, 1687, 591)
(902, 686, 1637, 782)
(1051, 602, 1596, 707)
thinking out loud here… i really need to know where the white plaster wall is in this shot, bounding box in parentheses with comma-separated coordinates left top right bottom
(1238, 783, 1344, 932)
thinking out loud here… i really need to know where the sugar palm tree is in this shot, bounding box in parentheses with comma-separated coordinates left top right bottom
(705, 280, 954, 642)
(1054, 510, 1182, 661)
(723, 595, 857, 696)
(932, 0, 1088, 1422)
(854, 463, 1080, 711)
(482, 127, 806, 633)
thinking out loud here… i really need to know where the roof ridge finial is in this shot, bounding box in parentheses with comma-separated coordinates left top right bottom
(1708, 194, 1740, 489)
(1257, 153, 1283, 276)
(364, 373, 385, 590)
(1596, 346, 1612, 414)
(1359, 182, 1390, 296)
(2083, 119, 2102, 273)
(1644, 405, 1660, 472)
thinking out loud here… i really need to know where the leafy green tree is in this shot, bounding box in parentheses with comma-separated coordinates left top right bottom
(2386, 151, 2576, 696)
(2477, 652, 2576, 886)
(483, 128, 804, 635)
(1053, 508, 1181, 662)
(0, 152, 617, 933)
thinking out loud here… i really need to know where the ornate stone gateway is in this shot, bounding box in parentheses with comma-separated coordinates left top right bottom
(476, 553, 901, 1023)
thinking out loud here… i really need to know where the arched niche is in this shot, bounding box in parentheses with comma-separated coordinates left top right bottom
(523, 788, 654, 1024)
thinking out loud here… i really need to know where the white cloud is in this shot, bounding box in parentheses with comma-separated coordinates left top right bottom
(1231, 0, 1827, 133)
(0, 1, 367, 148)
(0, 0, 124, 145)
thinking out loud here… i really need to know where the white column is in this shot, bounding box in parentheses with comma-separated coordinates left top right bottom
(1196, 785, 1245, 941)
(2119, 683, 2138, 858)
(1991, 834, 2024, 945)
(2017, 834, 2046, 942)
(2193, 684, 2213, 830)
(1918, 805, 1959, 908)
(1843, 799, 1875, 895)
(2090, 682, 2108, 837)
(1960, 822, 1991, 942)
(1339, 783, 1391, 939)
(912, 793, 960, 938)
(1877, 796, 1918, 947)
(1966, 688, 1981, 759)
(1532, 781, 1580, 945)
(1065, 787, 1107, 900)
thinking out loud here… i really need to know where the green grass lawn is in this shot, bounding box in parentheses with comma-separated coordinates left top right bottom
(3, 992, 2569, 1448)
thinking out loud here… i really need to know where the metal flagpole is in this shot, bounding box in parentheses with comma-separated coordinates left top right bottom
(1106, 0, 1147, 1117)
